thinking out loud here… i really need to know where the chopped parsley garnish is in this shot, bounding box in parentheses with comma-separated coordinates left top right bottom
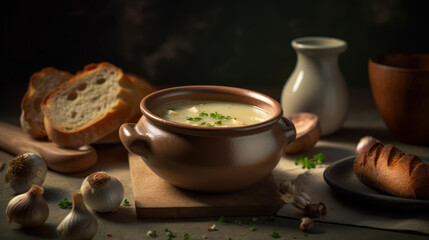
(147, 230, 157, 237)
(218, 216, 228, 222)
(235, 220, 242, 225)
(184, 233, 190, 240)
(249, 223, 256, 231)
(210, 112, 219, 119)
(59, 198, 72, 209)
(270, 232, 280, 238)
(184, 111, 237, 127)
(186, 117, 202, 122)
(294, 153, 325, 170)
(122, 199, 130, 206)
(165, 228, 175, 239)
(200, 122, 213, 127)
(210, 112, 232, 120)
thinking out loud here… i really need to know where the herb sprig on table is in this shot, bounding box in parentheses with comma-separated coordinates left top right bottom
(294, 153, 325, 169)
(122, 199, 130, 206)
(218, 215, 228, 222)
(249, 223, 256, 231)
(147, 230, 157, 237)
(184, 233, 190, 240)
(59, 198, 72, 209)
(270, 231, 280, 238)
(165, 228, 175, 239)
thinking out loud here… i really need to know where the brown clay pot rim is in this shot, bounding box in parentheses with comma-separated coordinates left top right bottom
(369, 54, 429, 73)
(140, 85, 283, 133)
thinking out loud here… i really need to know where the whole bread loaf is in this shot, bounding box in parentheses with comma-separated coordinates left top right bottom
(20, 68, 73, 138)
(41, 62, 145, 148)
(353, 143, 429, 199)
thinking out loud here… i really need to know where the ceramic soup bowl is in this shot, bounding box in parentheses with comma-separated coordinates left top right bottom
(119, 85, 296, 192)
(369, 54, 429, 145)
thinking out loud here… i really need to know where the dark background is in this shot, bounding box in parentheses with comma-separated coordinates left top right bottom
(1, 0, 428, 117)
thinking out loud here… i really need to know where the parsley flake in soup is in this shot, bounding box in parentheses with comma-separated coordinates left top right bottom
(154, 101, 271, 127)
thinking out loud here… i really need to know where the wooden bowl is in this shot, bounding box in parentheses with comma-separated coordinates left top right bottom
(284, 112, 321, 154)
(369, 54, 429, 145)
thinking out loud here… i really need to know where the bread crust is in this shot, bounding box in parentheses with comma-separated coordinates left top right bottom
(94, 109, 142, 144)
(353, 143, 429, 199)
(94, 73, 157, 144)
(125, 72, 158, 97)
(41, 62, 144, 148)
(20, 68, 73, 138)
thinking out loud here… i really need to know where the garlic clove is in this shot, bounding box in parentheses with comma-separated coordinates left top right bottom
(57, 192, 98, 240)
(356, 136, 380, 155)
(279, 180, 293, 194)
(293, 195, 307, 209)
(279, 180, 302, 196)
(80, 171, 124, 213)
(6, 185, 49, 227)
(299, 192, 312, 204)
(5, 153, 48, 194)
(300, 217, 314, 232)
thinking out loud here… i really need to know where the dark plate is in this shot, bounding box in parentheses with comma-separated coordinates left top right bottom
(323, 156, 429, 210)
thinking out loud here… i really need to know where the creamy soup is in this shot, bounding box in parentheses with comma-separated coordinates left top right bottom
(154, 101, 271, 127)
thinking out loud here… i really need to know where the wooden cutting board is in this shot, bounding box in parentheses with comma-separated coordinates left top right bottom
(0, 122, 97, 173)
(129, 153, 285, 218)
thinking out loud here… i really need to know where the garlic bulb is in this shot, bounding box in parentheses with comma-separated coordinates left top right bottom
(5, 153, 48, 194)
(57, 192, 98, 240)
(6, 185, 49, 227)
(80, 171, 124, 212)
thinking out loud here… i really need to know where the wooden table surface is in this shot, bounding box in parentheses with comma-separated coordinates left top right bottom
(1, 88, 428, 240)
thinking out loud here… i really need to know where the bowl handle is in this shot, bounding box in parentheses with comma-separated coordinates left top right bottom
(280, 116, 296, 146)
(119, 123, 151, 158)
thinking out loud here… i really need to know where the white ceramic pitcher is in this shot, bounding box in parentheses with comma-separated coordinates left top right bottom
(281, 37, 348, 136)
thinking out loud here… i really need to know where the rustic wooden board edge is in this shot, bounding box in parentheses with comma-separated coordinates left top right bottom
(129, 153, 285, 219)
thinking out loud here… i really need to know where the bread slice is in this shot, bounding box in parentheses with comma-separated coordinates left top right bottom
(94, 111, 142, 144)
(41, 62, 144, 148)
(21, 68, 73, 138)
(94, 73, 157, 144)
(125, 72, 158, 97)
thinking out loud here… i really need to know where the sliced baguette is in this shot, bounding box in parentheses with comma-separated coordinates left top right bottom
(94, 111, 142, 144)
(21, 68, 73, 138)
(125, 72, 158, 97)
(41, 62, 144, 148)
(94, 73, 157, 144)
(353, 143, 429, 199)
